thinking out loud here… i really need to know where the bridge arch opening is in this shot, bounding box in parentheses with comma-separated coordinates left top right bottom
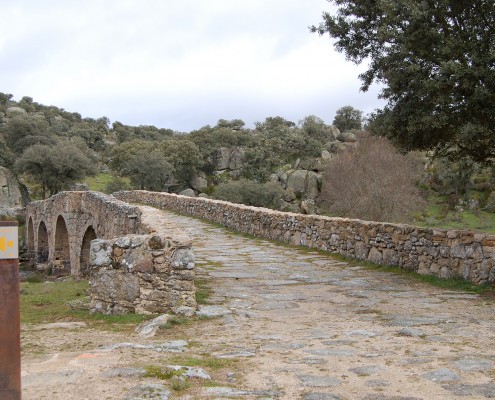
(80, 226, 96, 277)
(54, 216, 70, 276)
(27, 217, 34, 259)
(37, 221, 49, 263)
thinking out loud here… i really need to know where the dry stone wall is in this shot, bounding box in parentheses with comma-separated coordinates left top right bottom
(89, 234, 196, 315)
(115, 190, 495, 285)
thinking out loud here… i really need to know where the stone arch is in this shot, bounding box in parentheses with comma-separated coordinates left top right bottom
(80, 225, 96, 277)
(53, 216, 71, 276)
(37, 221, 49, 263)
(27, 217, 34, 259)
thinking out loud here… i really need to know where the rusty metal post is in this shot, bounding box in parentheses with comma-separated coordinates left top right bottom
(0, 221, 21, 400)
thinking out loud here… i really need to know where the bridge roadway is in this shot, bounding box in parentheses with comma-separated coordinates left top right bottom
(22, 207, 495, 399)
(156, 208, 495, 399)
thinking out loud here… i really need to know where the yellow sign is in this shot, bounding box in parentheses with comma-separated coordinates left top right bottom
(0, 226, 18, 259)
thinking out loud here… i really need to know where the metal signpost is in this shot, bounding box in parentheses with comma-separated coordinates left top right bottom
(0, 221, 21, 400)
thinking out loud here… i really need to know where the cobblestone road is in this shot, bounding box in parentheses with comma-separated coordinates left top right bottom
(157, 209, 495, 400)
(21, 207, 495, 400)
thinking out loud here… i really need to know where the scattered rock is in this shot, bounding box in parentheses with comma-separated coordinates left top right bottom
(135, 314, 171, 338)
(422, 368, 461, 383)
(453, 359, 493, 372)
(298, 375, 341, 387)
(397, 328, 425, 337)
(167, 365, 210, 380)
(349, 365, 385, 376)
(101, 367, 147, 378)
(443, 383, 495, 397)
(179, 189, 196, 197)
(303, 394, 342, 400)
(29, 322, 87, 331)
(203, 387, 281, 398)
(196, 305, 232, 318)
(124, 383, 170, 400)
(23, 369, 84, 387)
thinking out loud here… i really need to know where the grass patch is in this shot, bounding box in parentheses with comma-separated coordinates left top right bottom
(20, 280, 89, 324)
(20, 279, 153, 326)
(159, 316, 190, 330)
(417, 193, 495, 233)
(84, 173, 132, 193)
(145, 365, 184, 380)
(170, 376, 192, 391)
(195, 278, 213, 305)
(167, 355, 238, 371)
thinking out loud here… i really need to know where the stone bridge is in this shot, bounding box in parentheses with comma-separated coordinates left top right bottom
(26, 190, 495, 286)
(25, 191, 142, 277)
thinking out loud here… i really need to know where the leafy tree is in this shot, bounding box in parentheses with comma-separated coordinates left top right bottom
(110, 140, 155, 174)
(15, 144, 96, 198)
(332, 106, 363, 132)
(255, 116, 296, 133)
(125, 150, 175, 191)
(157, 139, 203, 184)
(312, 0, 495, 162)
(215, 119, 246, 130)
(2, 114, 53, 154)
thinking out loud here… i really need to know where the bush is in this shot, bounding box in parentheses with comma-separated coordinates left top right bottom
(214, 179, 284, 209)
(318, 133, 425, 223)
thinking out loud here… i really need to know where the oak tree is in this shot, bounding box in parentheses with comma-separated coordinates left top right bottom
(313, 0, 495, 162)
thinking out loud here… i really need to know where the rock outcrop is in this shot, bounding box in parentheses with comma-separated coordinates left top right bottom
(0, 166, 28, 209)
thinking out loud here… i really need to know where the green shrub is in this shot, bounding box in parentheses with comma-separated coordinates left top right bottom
(214, 179, 284, 209)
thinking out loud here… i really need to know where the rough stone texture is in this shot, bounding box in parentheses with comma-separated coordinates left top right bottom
(285, 170, 321, 200)
(26, 191, 142, 276)
(214, 147, 246, 171)
(115, 191, 495, 286)
(89, 234, 196, 315)
(0, 166, 26, 208)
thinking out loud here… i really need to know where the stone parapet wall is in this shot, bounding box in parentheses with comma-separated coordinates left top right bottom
(115, 190, 495, 285)
(89, 234, 196, 315)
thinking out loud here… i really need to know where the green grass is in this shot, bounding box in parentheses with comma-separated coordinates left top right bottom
(417, 193, 495, 233)
(194, 278, 213, 305)
(167, 355, 238, 371)
(20, 279, 153, 326)
(159, 316, 190, 329)
(144, 365, 185, 380)
(84, 173, 115, 192)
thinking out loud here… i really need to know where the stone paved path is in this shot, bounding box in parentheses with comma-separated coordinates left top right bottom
(21, 207, 495, 400)
(158, 208, 495, 399)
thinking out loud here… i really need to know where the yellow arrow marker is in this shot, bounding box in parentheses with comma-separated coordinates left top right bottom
(0, 237, 5, 252)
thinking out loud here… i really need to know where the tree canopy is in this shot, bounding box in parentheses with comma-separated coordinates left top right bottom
(313, 0, 495, 162)
(332, 106, 362, 132)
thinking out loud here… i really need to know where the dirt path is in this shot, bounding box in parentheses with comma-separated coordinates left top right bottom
(22, 207, 495, 399)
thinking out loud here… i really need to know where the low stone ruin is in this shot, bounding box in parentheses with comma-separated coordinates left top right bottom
(90, 234, 196, 315)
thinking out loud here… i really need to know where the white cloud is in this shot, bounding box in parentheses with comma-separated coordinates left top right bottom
(0, 0, 384, 131)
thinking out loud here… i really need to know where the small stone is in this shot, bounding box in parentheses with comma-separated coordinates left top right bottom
(303, 394, 342, 400)
(349, 365, 385, 376)
(298, 375, 341, 387)
(397, 328, 424, 337)
(196, 306, 232, 318)
(101, 367, 146, 378)
(135, 314, 170, 338)
(124, 383, 170, 400)
(422, 368, 460, 383)
(453, 359, 493, 372)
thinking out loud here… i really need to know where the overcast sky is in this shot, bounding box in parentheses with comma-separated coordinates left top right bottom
(1, 0, 384, 132)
